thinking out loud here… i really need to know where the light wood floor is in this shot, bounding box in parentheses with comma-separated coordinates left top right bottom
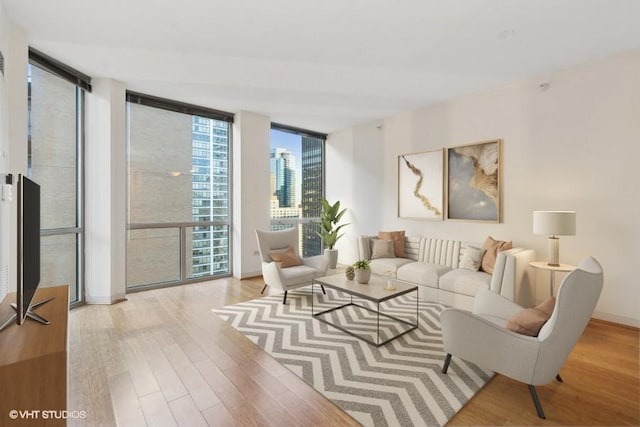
(67, 276, 639, 427)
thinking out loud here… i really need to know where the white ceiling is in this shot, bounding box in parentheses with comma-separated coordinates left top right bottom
(4, 0, 640, 133)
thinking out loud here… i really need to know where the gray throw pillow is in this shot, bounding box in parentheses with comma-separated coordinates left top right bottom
(371, 239, 395, 259)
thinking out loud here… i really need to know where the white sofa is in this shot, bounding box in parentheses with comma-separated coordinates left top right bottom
(358, 235, 536, 310)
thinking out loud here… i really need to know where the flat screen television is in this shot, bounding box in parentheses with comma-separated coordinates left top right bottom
(0, 174, 51, 332)
(17, 174, 42, 324)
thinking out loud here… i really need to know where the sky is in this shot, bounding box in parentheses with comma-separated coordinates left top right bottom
(270, 128, 302, 162)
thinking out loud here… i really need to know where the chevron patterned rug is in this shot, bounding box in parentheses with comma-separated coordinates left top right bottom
(213, 286, 492, 427)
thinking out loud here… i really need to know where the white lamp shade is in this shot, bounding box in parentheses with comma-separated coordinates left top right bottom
(533, 211, 576, 236)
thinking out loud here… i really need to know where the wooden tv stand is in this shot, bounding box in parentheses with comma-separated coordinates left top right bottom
(0, 285, 69, 426)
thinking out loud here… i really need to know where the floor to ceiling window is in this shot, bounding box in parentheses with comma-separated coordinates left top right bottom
(270, 124, 325, 257)
(27, 48, 89, 306)
(126, 92, 232, 290)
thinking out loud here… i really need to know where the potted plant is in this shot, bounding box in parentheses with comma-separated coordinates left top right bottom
(353, 259, 371, 284)
(316, 198, 349, 269)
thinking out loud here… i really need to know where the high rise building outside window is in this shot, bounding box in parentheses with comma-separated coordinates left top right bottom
(127, 94, 232, 289)
(191, 117, 230, 277)
(271, 148, 296, 208)
(270, 126, 325, 257)
(301, 135, 324, 256)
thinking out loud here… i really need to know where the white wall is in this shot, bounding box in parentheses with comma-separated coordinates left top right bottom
(0, 4, 27, 304)
(232, 110, 271, 278)
(327, 124, 386, 264)
(0, 1, 10, 303)
(85, 78, 127, 304)
(328, 49, 640, 327)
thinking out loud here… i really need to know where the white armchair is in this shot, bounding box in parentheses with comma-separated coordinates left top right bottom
(255, 228, 329, 304)
(440, 257, 603, 419)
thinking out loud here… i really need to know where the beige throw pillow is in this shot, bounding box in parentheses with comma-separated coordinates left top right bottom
(371, 239, 395, 259)
(481, 236, 513, 274)
(506, 297, 556, 337)
(270, 246, 303, 268)
(378, 230, 406, 258)
(459, 246, 486, 271)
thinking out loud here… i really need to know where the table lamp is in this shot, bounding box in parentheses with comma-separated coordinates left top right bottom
(533, 211, 576, 266)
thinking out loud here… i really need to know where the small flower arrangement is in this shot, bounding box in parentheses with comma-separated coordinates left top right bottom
(353, 259, 370, 270)
(352, 259, 371, 284)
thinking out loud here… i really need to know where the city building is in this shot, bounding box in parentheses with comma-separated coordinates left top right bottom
(269, 140, 324, 257)
(191, 117, 231, 277)
(301, 135, 324, 257)
(270, 147, 296, 208)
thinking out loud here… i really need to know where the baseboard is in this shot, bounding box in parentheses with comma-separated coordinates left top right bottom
(86, 293, 127, 305)
(592, 310, 639, 329)
(235, 270, 262, 280)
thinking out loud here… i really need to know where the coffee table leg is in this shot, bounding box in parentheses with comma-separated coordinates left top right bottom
(377, 302, 380, 346)
(416, 288, 419, 328)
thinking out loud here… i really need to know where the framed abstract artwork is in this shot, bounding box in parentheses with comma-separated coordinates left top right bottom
(446, 139, 501, 222)
(397, 149, 444, 220)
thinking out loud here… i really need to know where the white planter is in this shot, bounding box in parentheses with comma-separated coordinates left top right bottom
(325, 249, 338, 269)
(355, 268, 370, 284)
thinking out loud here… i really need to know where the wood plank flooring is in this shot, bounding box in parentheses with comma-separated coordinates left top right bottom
(67, 276, 639, 426)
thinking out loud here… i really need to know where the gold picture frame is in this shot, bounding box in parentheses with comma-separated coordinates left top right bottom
(397, 148, 444, 220)
(446, 139, 501, 222)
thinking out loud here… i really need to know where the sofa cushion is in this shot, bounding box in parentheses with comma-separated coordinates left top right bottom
(369, 258, 413, 276)
(439, 268, 492, 297)
(422, 238, 462, 268)
(396, 262, 452, 289)
(371, 239, 395, 259)
(276, 264, 318, 284)
(378, 230, 406, 258)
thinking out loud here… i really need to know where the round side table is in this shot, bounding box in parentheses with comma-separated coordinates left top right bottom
(529, 261, 575, 297)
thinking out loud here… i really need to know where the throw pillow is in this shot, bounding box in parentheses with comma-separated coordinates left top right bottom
(371, 239, 395, 259)
(269, 246, 303, 268)
(378, 230, 406, 258)
(506, 297, 556, 337)
(481, 236, 513, 274)
(459, 246, 486, 271)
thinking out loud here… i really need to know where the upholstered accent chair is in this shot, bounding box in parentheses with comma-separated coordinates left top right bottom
(255, 228, 329, 304)
(440, 257, 603, 419)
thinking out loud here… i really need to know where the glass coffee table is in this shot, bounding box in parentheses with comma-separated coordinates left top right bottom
(311, 274, 418, 347)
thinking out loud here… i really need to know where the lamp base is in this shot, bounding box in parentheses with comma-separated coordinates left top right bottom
(547, 236, 559, 266)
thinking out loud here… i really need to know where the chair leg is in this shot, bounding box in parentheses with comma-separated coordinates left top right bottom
(527, 385, 546, 419)
(321, 285, 326, 295)
(556, 373, 563, 383)
(282, 291, 288, 305)
(261, 284, 268, 294)
(441, 353, 452, 374)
